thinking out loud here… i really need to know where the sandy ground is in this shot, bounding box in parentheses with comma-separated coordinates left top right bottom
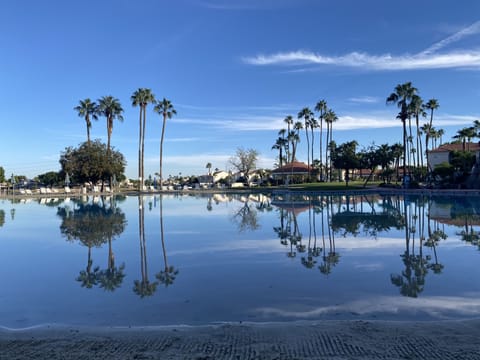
(1, 320, 479, 360)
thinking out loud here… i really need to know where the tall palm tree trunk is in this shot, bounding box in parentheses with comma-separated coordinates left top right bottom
(305, 127, 310, 177)
(138, 108, 144, 191)
(319, 119, 323, 180)
(159, 116, 167, 188)
(325, 123, 330, 181)
(160, 195, 168, 270)
(141, 106, 147, 190)
(416, 115, 423, 169)
(86, 115, 91, 145)
(402, 119, 407, 180)
(310, 127, 315, 180)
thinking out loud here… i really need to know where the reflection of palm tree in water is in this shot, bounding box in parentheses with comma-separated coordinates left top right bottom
(133, 197, 158, 297)
(98, 197, 126, 292)
(302, 198, 321, 269)
(391, 197, 443, 297)
(319, 196, 340, 275)
(77, 245, 100, 288)
(457, 215, 480, 250)
(156, 196, 178, 287)
(391, 199, 423, 297)
(273, 208, 290, 247)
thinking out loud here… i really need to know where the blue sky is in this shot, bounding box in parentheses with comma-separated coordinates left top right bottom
(1, 0, 479, 180)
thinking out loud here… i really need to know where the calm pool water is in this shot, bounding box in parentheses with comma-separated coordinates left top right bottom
(0, 192, 479, 328)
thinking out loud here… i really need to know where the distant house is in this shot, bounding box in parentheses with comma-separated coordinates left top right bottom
(428, 142, 480, 170)
(197, 175, 214, 185)
(212, 170, 230, 183)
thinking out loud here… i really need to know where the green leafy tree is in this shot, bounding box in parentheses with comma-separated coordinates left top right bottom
(74, 98, 98, 145)
(154, 98, 177, 187)
(331, 141, 360, 186)
(450, 150, 475, 182)
(0, 166, 5, 183)
(57, 200, 126, 289)
(37, 171, 62, 187)
(60, 140, 126, 185)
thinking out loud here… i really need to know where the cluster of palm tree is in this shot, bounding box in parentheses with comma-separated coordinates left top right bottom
(272, 99, 338, 181)
(386, 82, 440, 177)
(453, 120, 480, 152)
(270, 83, 443, 184)
(74, 90, 176, 190)
(74, 96, 124, 154)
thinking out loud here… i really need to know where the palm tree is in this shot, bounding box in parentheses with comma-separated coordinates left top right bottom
(387, 82, 418, 181)
(410, 95, 425, 170)
(315, 100, 327, 180)
(74, 98, 98, 145)
(298, 107, 314, 177)
(284, 115, 294, 162)
(424, 99, 439, 170)
(454, 127, 476, 151)
(278, 128, 288, 165)
(292, 121, 303, 162)
(309, 117, 318, 179)
(425, 99, 439, 131)
(154, 98, 177, 188)
(324, 109, 338, 181)
(97, 96, 124, 153)
(437, 128, 445, 145)
(131, 88, 156, 191)
(206, 162, 212, 175)
(288, 130, 300, 164)
(272, 137, 287, 168)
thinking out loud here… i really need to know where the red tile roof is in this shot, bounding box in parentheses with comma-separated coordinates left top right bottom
(430, 143, 480, 153)
(271, 161, 313, 174)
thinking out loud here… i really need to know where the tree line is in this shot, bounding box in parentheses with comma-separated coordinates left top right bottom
(271, 82, 451, 186)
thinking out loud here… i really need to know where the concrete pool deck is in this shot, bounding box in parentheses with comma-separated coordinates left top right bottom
(1, 319, 479, 359)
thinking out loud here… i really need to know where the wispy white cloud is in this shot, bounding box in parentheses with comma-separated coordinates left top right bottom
(174, 116, 285, 131)
(348, 96, 380, 104)
(243, 20, 480, 71)
(165, 137, 203, 143)
(243, 50, 480, 70)
(171, 112, 477, 133)
(421, 20, 480, 55)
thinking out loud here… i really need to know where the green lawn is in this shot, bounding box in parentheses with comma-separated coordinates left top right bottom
(283, 181, 383, 191)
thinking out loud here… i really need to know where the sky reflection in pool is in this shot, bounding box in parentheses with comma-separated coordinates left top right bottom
(0, 193, 479, 328)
